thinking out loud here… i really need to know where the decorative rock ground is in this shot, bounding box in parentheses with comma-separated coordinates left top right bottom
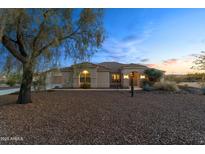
(0, 90, 205, 144)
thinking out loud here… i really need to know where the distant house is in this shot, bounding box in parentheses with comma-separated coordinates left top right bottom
(45, 62, 158, 89)
(0, 75, 6, 83)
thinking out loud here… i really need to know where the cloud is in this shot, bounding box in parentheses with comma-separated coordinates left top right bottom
(93, 20, 155, 64)
(162, 58, 178, 65)
(188, 53, 199, 57)
(140, 58, 149, 62)
(98, 39, 141, 63)
(143, 53, 204, 74)
(146, 64, 158, 68)
(122, 35, 144, 44)
(146, 58, 178, 69)
(98, 26, 153, 63)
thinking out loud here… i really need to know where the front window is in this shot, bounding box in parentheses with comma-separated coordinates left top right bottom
(123, 74, 129, 79)
(80, 70, 91, 84)
(112, 74, 120, 82)
(140, 75, 146, 79)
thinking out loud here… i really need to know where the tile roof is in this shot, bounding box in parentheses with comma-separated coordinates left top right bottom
(59, 62, 161, 73)
(99, 62, 148, 72)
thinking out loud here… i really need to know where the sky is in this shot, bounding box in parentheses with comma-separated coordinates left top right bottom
(88, 8, 205, 74)
(1, 9, 205, 75)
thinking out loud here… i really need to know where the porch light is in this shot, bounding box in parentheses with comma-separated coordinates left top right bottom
(140, 75, 146, 79)
(82, 70, 89, 74)
(123, 74, 129, 79)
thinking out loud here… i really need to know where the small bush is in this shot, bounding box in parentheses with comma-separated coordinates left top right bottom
(141, 79, 154, 91)
(141, 79, 153, 87)
(6, 78, 16, 87)
(80, 83, 90, 89)
(143, 84, 154, 91)
(154, 81, 179, 92)
(5, 73, 21, 87)
(144, 68, 163, 82)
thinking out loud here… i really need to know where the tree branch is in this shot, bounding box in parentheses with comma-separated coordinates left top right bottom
(58, 27, 80, 42)
(2, 35, 27, 63)
(33, 27, 80, 58)
(33, 9, 51, 50)
(16, 16, 27, 57)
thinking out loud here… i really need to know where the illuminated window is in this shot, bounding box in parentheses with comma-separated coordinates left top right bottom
(112, 74, 120, 82)
(140, 75, 146, 79)
(82, 70, 88, 74)
(123, 74, 129, 79)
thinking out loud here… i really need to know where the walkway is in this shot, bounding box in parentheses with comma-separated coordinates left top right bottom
(0, 86, 142, 96)
(0, 88, 19, 96)
(54, 87, 142, 91)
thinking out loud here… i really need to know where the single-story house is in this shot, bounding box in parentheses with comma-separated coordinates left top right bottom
(45, 62, 160, 89)
(0, 75, 7, 83)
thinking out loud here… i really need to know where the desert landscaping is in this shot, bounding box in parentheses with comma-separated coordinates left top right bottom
(1, 8, 205, 148)
(0, 90, 205, 144)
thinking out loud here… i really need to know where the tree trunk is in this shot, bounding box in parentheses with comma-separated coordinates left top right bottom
(17, 63, 33, 104)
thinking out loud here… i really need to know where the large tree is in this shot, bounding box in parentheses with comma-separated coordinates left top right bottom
(192, 51, 205, 71)
(0, 9, 104, 104)
(192, 51, 205, 81)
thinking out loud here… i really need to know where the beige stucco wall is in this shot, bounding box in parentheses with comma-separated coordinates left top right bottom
(62, 72, 73, 87)
(97, 72, 110, 88)
(122, 78, 129, 88)
(45, 72, 52, 85)
(72, 69, 80, 88)
(121, 68, 145, 75)
(45, 70, 64, 89)
(90, 68, 97, 88)
(45, 71, 62, 84)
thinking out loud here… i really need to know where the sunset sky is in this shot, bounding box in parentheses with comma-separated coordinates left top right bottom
(89, 8, 205, 74)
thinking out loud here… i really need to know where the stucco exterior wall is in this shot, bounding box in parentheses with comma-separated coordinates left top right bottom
(90, 68, 97, 88)
(62, 71, 73, 87)
(45, 71, 64, 89)
(121, 68, 145, 75)
(45, 72, 52, 85)
(122, 78, 130, 88)
(45, 64, 154, 89)
(72, 69, 80, 88)
(97, 72, 110, 88)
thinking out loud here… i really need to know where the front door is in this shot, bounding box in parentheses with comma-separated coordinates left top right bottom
(129, 72, 140, 86)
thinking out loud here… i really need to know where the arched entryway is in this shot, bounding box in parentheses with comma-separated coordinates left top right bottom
(79, 70, 91, 86)
(129, 72, 146, 87)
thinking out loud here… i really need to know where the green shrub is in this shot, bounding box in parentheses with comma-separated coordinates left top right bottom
(141, 79, 153, 87)
(33, 74, 46, 91)
(0, 80, 5, 84)
(80, 83, 90, 89)
(141, 79, 154, 91)
(144, 68, 163, 82)
(6, 78, 16, 87)
(5, 73, 21, 87)
(143, 84, 155, 91)
(154, 81, 179, 92)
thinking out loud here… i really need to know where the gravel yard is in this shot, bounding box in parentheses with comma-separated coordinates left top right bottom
(0, 90, 205, 144)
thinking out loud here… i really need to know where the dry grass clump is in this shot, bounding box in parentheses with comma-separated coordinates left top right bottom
(154, 81, 179, 91)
